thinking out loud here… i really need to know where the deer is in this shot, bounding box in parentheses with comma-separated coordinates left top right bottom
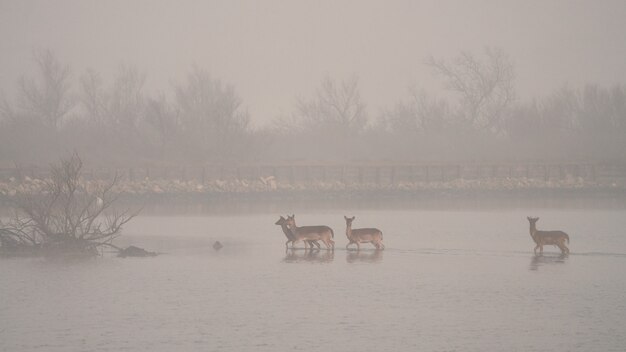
(285, 215, 335, 250)
(344, 216, 384, 250)
(527, 217, 570, 255)
(275, 216, 320, 250)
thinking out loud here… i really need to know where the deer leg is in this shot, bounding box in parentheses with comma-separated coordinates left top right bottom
(285, 240, 290, 250)
(534, 245, 540, 255)
(355, 242, 361, 251)
(313, 240, 321, 249)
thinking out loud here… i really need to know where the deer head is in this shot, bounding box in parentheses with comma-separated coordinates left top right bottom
(275, 216, 287, 226)
(344, 216, 355, 226)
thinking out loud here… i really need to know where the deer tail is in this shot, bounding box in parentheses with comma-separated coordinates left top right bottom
(330, 228, 334, 238)
(565, 233, 570, 244)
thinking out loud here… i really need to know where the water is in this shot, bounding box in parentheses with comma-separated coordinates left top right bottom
(2, 201, 626, 351)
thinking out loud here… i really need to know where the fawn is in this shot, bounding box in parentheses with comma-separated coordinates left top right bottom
(527, 217, 570, 255)
(275, 216, 320, 249)
(285, 215, 335, 250)
(344, 216, 385, 250)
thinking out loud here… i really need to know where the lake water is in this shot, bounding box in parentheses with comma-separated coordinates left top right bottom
(2, 198, 626, 351)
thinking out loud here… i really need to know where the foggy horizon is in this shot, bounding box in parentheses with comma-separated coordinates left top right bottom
(2, 2, 626, 352)
(2, 0, 626, 126)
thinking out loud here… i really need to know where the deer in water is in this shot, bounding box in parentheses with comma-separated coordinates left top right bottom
(344, 216, 385, 250)
(275, 216, 320, 250)
(527, 217, 570, 255)
(285, 215, 335, 250)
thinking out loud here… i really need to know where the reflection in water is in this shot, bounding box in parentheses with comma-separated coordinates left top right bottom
(346, 249, 384, 263)
(529, 254, 568, 271)
(283, 248, 334, 263)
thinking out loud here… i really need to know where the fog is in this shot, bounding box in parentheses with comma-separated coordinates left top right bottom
(2, 1, 626, 165)
(2, 0, 626, 127)
(2, 2, 626, 351)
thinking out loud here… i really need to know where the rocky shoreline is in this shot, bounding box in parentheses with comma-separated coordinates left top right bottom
(1, 175, 625, 200)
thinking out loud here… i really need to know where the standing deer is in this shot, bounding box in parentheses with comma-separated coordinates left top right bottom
(527, 217, 570, 255)
(275, 216, 320, 250)
(344, 216, 385, 250)
(285, 215, 335, 250)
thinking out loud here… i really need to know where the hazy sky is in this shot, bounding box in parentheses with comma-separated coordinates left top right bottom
(1, 0, 626, 126)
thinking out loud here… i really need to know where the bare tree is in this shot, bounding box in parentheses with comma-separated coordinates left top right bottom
(142, 94, 179, 153)
(109, 64, 146, 134)
(426, 47, 515, 132)
(382, 88, 451, 134)
(296, 76, 367, 135)
(16, 49, 74, 129)
(79, 69, 107, 126)
(174, 66, 250, 161)
(0, 154, 138, 256)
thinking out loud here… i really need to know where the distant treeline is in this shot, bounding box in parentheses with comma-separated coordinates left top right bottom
(1, 48, 625, 167)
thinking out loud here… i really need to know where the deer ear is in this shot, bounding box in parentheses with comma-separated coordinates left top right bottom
(344, 216, 348, 220)
(351, 216, 355, 221)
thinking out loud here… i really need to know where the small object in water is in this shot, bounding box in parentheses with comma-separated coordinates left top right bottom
(213, 241, 224, 251)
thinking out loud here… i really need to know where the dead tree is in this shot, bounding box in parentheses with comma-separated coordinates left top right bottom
(0, 154, 138, 256)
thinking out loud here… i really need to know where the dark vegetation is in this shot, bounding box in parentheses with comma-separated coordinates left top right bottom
(0, 48, 625, 168)
(0, 154, 151, 257)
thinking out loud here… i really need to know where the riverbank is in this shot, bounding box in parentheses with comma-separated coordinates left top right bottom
(1, 175, 625, 199)
(3, 175, 625, 216)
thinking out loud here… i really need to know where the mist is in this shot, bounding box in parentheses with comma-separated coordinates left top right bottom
(2, 2, 626, 352)
(2, 0, 626, 123)
(1, 1, 626, 165)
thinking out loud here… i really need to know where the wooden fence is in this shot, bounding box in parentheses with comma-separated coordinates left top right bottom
(2, 162, 626, 185)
